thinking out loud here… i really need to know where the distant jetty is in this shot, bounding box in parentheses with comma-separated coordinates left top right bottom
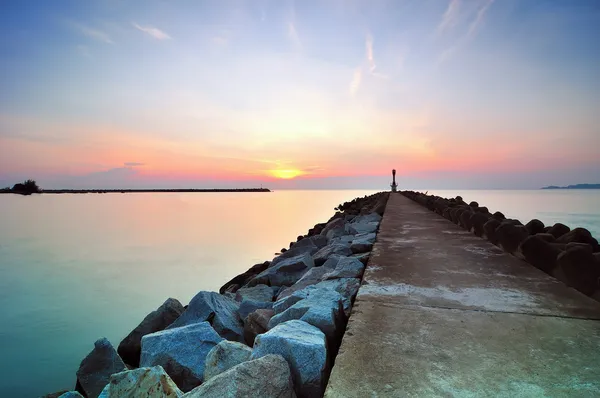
(541, 184, 600, 190)
(0, 188, 271, 195)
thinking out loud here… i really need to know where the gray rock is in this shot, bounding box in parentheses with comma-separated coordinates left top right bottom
(243, 309, 274, 346)
(141, 322, 223, 392)
(118, 298, 185, 367)
(167, 292, 244, 343)
(322, 257, 365, 280)
(292, 235, 328, 250)
(313, 244, 352, 266)
(354, 232, 377, 242)
(239, 299, 273, 321)
(246, 253, 315, 287)
(352, 213, 382, 224)
(203, 340, 253, 381)
(271, 243, 318, 267)
(350, 240, 373, 254)
(251, 320, 328, 398)
(268, 289, 346, 349)
(234, 284, 274, 302)
(76, 338, 126, 398)
(58, 393, 85, 398)
(183, 355, 295, 398)
(97, 385, 109, 398)
(103, 366, 183, 397)
(276, 257, 341, 300)
(319, 218, 345, 237)
(325, 226, 347, 240)
(330, 234, 356, 245)
(346, 222, 379, 235)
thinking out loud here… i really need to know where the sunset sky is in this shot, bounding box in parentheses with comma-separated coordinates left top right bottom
(1, 0, 599, 189)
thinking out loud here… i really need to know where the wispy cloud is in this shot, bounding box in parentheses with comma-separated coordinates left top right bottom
(75, 23, 113, 44)
(288, 21, 301, 48)
(437, 0, 461, 35)
(436, 0, 494, 64)
(349, 68, 362, 96)
(124, 162, 144, 167)
(468, 0, 494, 39)
(76, 45, 91, 58)
(133, 23, 171, 40)
(366, 33, 376, 73)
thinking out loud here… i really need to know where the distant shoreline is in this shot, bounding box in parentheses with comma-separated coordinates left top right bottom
(541, 184, 600, 190)
(0, 188, 271, 194)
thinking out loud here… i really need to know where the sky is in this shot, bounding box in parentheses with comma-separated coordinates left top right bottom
(0, 0, 599, 190)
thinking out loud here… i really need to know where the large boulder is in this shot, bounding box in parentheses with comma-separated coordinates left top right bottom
(183, 355, 295, 398)
(525, 219, 545, 235)
(496, 222, 529, 253)
(350, 239, 373, 254)
(276, 256, 341, 300)
(319, 218, 345, 238)
(118, 298, 185, 367)
(219, 262, 270, 294)
(251, 320, 328, 398)
(519, 235, 563, 273)
(346, 222, 379, 235)
(483, 218, 501, 244)
(274, 278, 360, 317)
(313, 244, 352, 266)
(246, 253, 315, 288)
(555, 227, 599, 252)
(203, 341, 252, 381)
(243, 309, 274, 346)
(556, 246, 600, 296)
(167, 292, 244, 342)
(459, 210, 474, 230)
(548, 223, 571, 239)
(239, 300, 273, 321)
(102, 366, 183, 397)
(351, 213, 382, 224)
(140, 322, 223, 391)
(268, 289, 346, 351)
(322, 257, 365, 280)
(234, 285, 274, 302)
(271, 243, 319, 267)
(76, 338, 126, 398)
(470, 212, 490, 237)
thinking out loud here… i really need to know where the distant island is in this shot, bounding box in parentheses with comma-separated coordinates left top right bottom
(541, 184, 600, 190)
(0, 179, 271, 195)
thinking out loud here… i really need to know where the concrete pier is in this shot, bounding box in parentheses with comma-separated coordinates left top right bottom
(325, 193, 600, 397)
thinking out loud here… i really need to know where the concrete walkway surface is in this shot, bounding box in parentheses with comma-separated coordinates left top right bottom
(325, 193, 600, 398)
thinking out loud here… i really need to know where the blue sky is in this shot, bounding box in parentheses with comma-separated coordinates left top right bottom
(0, 0, 599, 189)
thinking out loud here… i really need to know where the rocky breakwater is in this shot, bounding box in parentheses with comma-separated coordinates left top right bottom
(401, 190, 600, 301)
(45, 192, 389, 398)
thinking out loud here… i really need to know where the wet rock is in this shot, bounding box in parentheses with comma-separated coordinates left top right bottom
(470, 213, 490, 237)
(234, 285, 274, 302)
(519, 235, 563, 273)
(556, 246, 600, 296)
(352, 252, 370, 265)
(556, 227, 599, 252)
(496, 223, 529, 253)
(251, 320, 328, 398)
(76, 338, 126, 398)
(313, 244, 352, 266)
(246, 253, 315, 288)
(203, 341, 252, 381)
(548, 223, 571, 239)
(350, 239, 373, 254)
(103, 366, 183, 397)
(219, 262, 270, 294)
(459, 210, 474, 230)
(243, 309, 274, 346)
(167, 291, 243, 342)
(184, 354, 295, 398)
(141, 322, 223, 392)
(118, 298, 185, 367)
(525, 219, 545, 235)
(483, 218, 502, 245)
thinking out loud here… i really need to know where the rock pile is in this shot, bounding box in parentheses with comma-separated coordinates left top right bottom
(401, 191, 600, 301)
(48, 192, 389, 398)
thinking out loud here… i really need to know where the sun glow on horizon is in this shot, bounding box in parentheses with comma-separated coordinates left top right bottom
(269, 169, 304, 179)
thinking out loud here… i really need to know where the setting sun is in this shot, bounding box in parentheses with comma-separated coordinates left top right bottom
(269, 169, 303, 179)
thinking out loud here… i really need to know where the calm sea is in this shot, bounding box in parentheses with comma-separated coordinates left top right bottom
(0, 189, 599, 397)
